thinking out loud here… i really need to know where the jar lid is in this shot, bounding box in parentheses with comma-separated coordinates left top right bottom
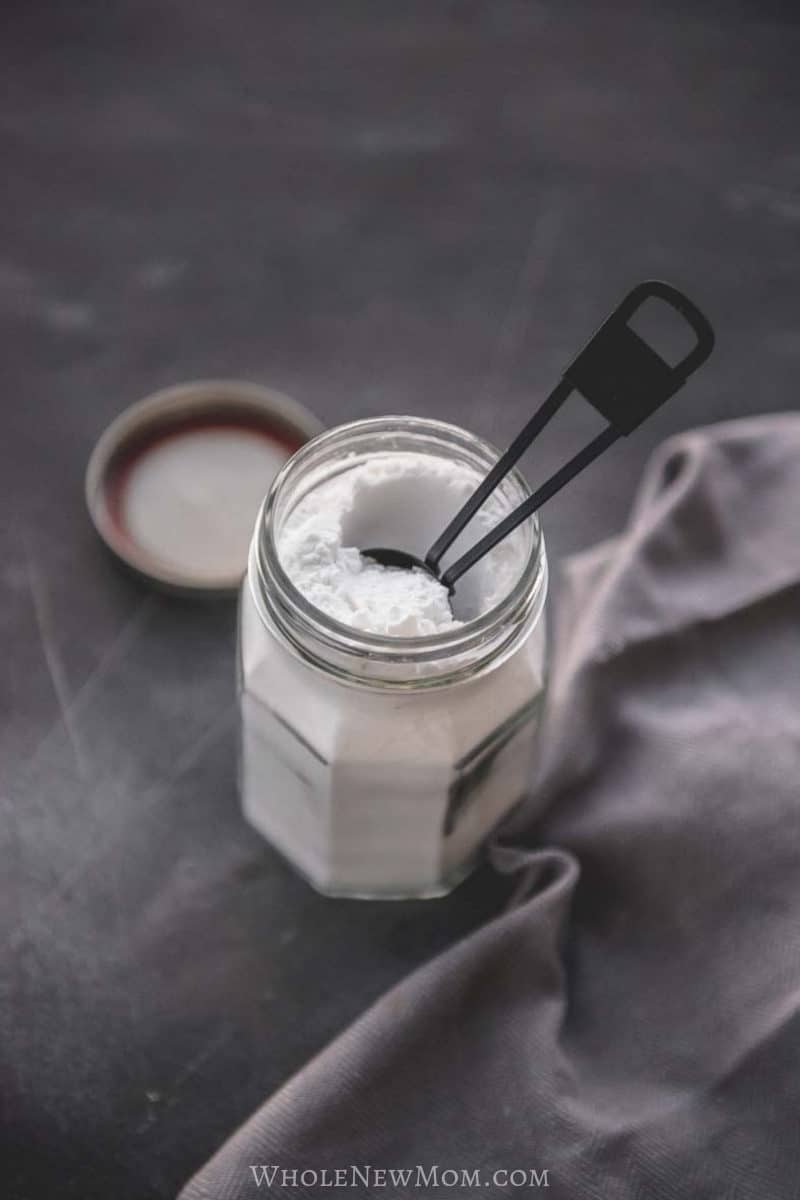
(85, 379, 324, 597)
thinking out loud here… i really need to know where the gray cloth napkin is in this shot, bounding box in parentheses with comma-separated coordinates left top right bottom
(181, 414, 800, 1199)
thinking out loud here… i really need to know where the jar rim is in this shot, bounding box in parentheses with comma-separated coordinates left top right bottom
(253, 415, 547, 672)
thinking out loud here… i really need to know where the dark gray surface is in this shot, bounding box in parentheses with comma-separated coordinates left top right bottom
(1, 3, 798, 1198)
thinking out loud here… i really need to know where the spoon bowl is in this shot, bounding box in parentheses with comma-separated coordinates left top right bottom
(362, 546, 454, 589)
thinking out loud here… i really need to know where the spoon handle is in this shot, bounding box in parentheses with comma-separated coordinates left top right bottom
(428, 280, 714, 590)
(440, 425, 617, 589)
(424, 378, 571, 574)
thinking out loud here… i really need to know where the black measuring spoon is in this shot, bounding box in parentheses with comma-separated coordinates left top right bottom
(364, 280, 714, 596)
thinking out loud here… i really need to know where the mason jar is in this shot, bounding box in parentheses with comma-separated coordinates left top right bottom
(237, 416, 549, 898)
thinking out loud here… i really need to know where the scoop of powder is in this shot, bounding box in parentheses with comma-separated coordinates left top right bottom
(289, 537, 455, 636)
(277, 452, 526, 636)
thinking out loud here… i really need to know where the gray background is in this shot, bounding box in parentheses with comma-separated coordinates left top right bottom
(2, 2, 798, 1197)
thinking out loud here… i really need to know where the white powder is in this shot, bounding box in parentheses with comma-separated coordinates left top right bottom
(239, 568, 548, 895)
(278, 452, 526, 635)
(124, 427, 289, 579)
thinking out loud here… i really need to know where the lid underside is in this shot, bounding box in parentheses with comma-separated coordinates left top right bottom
(86, 381, 323, 596)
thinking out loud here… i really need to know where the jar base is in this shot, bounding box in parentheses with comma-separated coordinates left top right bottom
(304, 858, 477, 901)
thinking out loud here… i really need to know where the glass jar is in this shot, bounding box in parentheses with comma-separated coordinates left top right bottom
(237, 416, 548, 898)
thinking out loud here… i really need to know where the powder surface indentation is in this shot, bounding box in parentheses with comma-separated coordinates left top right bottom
(278, 452, 527, 636)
